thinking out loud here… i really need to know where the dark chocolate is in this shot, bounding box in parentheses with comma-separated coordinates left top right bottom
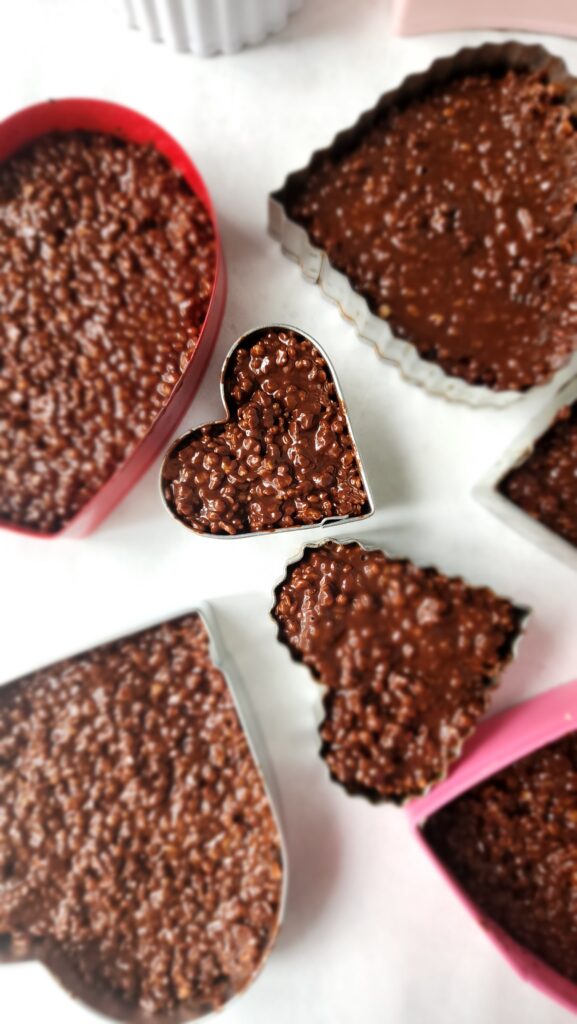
(500, 402, 577, 548)
(162, 328, 370, 535)
(0, 132, 216, 533)
(424, 731, 577, 986)
(284, 69, 577, 391)
(272, 541, 525, 803)
(0, 614, 283, 1021)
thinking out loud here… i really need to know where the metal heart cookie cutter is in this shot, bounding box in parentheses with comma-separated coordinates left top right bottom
(160, 324, 375, 538)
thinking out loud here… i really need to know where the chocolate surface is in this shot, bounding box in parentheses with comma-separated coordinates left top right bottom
(424, 731, 577, 986)
(162, 328, 370, 535)
(284, 68, 577, 391)
(0, 613, 283, 1020)
(500, 402, 577, 548)
(272, 541, 524, 802)
(0, 131, 216, 533)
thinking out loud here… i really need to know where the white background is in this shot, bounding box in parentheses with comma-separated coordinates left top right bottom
(1, 1, 577, 1022)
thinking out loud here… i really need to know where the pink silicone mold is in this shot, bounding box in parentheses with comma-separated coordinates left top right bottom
(392, 0, 577, 38)
(407, 680, 577, 1014)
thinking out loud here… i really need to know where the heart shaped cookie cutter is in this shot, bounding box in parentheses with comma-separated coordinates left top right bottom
(474, 375, 577, 572)
(160, 325, 375, 538)
(0, 98, 225, 539)
(0, 602, 288, 1023)
(407, 679, 577, 1015)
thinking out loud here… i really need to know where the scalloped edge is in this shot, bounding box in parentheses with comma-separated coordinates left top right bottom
(270, 536, 530, 806)
(269, 41, 577, 408)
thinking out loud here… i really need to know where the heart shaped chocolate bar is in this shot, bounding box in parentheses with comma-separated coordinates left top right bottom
(161, 327, 373, 536)
(272, 541, 527, 804)
(0, 613, 284, 1022)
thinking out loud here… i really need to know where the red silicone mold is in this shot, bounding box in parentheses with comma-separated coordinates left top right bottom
(407, 680, 577, 1014)
(0, 98, 226, 539)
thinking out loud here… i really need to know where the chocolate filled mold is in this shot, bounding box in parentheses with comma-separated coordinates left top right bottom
(423, 730, 577, 989)
(0, 609, 285, 1023)
(475, 376, 577, 569)
(270, 42, 577, 405)
(0, 125, 217, 535)
(272, 540, 527, 804)
(500, 404, 577, 547)
(161, 326, 373, 537)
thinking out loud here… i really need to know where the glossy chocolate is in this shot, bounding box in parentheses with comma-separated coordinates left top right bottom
(500, 402, 577, 548)
(273, 541, 525, 803)
(424, 731, 577, 986)
(0, 614, 283, 1021)
(162, 328, 370, 535)
(285, 69, 577, 391)
(0, 131, 216, 534)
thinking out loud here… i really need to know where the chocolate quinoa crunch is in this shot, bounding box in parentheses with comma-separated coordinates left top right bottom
(500, 402, 577, 548)
(272, 541, 524, 803)
(284, 69, 577, 391)
(0, 613, 283, 1020)
(162, 328, 370, 535)
(424, 732, 577, 986)
(0, 131, 216, 534)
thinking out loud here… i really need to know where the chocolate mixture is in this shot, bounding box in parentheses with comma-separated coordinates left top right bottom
(0, 614, 283, 1019)
(424, 732, 577, 985)
(273, 542, 524, 802)
(285, 69, 577, 391)
(0, 131, 216, 533)
(162, 328, 370, 535)
(500, 402, 577, 548)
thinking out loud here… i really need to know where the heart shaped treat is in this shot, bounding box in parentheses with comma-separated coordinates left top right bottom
(161, 327, 373, 536)
(272, 541, 527, 803)
(271, 46, 577, 400)
(423, 730, 577, 993)
(0, 101, 224, 537)
(0, 613, 284, 1022)
(499, 400, 577, 549)
(408, 680, 577, 1013)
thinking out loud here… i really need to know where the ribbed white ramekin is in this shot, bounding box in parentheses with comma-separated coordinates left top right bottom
(126, 0, 303, 55)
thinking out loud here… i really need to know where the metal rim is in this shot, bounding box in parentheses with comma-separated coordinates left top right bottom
(159, 323, 375, 538)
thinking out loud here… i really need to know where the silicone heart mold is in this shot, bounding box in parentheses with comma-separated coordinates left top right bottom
(161, 326, 374, 537)
(0, 607, 286, 1023)
(408, 680, 577, 1015)
(272, 540, 528, 804)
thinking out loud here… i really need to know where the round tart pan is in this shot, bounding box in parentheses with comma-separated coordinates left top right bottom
(0, 99, 226, 539)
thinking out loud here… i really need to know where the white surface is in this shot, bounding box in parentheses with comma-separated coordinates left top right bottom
(1, 2, 577, 1022)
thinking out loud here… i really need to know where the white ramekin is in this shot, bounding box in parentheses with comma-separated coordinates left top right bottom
(126, 0, 303, 55)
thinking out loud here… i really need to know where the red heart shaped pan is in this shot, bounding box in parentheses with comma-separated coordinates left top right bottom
(160, 325, 374, 537)
(0, 99, 225, 539)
